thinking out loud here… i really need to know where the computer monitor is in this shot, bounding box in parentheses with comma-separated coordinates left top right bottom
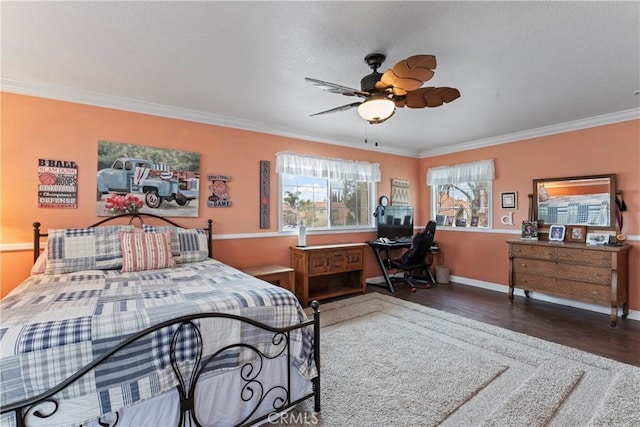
(377, 206, 414, 239)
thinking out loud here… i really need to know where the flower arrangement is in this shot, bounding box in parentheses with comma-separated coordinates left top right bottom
(105, 194, 144, 215)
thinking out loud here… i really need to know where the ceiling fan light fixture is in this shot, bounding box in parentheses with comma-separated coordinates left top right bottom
(357, 95, 396, 124)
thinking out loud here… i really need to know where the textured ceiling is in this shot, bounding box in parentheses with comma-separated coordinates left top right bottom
(2, 1, 639, 157)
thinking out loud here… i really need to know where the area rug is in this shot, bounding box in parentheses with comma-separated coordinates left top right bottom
(285, 293, 640, 426)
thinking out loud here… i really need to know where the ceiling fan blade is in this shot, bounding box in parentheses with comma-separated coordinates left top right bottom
(375, 55, 437, 95)
(397, 87, 461, 108)
(310, 102, 362, 116)
(405, 54, 437, 70)
(305, 77, 369, 97)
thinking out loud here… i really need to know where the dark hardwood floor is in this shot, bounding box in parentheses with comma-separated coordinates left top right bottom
(351, 281, 640, 366)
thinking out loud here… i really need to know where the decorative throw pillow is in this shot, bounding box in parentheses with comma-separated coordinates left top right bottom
(120, 231, 176, 272)
(142, 225, 209, 263)
(45, 225, 135, 274)
(31, 247, 48, 275)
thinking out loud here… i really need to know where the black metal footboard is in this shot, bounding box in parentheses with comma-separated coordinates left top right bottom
(1, 302, 321, 427)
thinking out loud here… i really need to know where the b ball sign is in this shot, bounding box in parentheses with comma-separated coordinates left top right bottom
(38, 158, 78, 209)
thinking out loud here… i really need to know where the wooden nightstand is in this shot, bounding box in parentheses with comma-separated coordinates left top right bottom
(241, 265, 295, 293)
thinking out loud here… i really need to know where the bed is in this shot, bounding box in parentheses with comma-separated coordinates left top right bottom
(0, 213, 320, 427)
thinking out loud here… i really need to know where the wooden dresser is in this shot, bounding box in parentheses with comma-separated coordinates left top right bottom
(507, 240, 630, 326)
(290, 243, 367, 305)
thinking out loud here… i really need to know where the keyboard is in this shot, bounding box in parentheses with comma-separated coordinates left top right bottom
(395, 236, 412, 244)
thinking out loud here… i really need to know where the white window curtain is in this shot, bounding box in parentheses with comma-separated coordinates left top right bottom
(276, 152, 381, 182)
(426, 159, 495, 186)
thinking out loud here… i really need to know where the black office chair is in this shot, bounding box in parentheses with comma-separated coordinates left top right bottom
(388, 221, 437, 293)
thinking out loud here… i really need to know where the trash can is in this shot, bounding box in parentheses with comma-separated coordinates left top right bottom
(435, 266, 450, 284)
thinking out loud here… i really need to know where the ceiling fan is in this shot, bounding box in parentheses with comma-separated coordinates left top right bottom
(306, 53, 460, 124)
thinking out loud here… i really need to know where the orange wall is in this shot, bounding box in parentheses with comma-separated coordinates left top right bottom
(2, 93, 639, 313)
(419, 120, 640, 310)
(0, 93, 419, 296)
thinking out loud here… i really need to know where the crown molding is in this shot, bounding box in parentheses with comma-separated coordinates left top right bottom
(2, 78, 637, 159)
(419, 109, 640, 158)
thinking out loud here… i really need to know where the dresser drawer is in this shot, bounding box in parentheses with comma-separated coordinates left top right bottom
(512, 258, 557, 277)
(512, 257, 610, 285)
(509, 244, 555, 261)
(556, 247, 611, 267)
(552, 263, 611, 285)
(512, 271, 556, 291)
(513, 272, 610, 304)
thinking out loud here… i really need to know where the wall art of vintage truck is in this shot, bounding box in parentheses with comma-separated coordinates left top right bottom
(97, 157, 198, 208)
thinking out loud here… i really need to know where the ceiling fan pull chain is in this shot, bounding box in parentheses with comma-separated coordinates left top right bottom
(374, 124, 379, 147)
(364, 121, 368, 144)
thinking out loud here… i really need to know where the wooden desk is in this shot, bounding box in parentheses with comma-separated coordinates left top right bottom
(366, 241, 439, 292)
(290, 243, 367, 305)
(241, 265, 294, 292)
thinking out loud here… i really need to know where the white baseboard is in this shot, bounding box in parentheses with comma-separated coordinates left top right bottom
(367, 274, 640, 322)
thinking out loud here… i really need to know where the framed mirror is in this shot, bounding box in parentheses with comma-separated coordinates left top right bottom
(533, 174, 616, 231)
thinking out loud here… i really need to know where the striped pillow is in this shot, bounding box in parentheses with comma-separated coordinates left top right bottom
(142, 225, 209, 263)
(120, 231, 176, 272)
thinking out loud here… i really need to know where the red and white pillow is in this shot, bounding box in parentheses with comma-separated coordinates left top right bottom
(119, 231, 176, 273)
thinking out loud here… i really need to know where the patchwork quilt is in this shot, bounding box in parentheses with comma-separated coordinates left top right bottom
(0, 259, 316, 426)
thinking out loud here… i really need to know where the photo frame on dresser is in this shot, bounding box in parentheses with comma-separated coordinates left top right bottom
(521, 221, 538, 240)
(566, 225, 587, 243)
(549, 224, 566, 241)
(586, 232, 609, 245)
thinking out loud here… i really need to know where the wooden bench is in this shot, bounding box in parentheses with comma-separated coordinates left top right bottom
(240, 265, 295, 293)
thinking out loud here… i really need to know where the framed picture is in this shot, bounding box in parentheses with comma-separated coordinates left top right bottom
(445, 216, 453, 226)
(549, 224, 566, 241)
(435, 214, 445, 226)
(455, 218, 467, 227)
(586, 232, 609, 245)
(566, 225, 587, 243)
(97, 140, 200, 217)
(470, 216, 479, 227)
(500, 191, 517, 209)
(391, 178, 410, 206)
(521, 221, 538, 240)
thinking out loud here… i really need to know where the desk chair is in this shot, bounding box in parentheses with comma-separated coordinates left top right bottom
(388, 221, 437, 293)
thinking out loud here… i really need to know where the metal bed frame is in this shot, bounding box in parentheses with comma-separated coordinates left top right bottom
(2, 213, 321, 427)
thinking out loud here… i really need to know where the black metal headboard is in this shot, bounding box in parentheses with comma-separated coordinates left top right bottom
(33, 213, 213, 263)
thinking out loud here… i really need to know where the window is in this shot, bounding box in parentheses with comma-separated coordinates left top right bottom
(427, 159, 494, 228)
(432, 181, 492, 227)
(276, 152, 380, 231)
